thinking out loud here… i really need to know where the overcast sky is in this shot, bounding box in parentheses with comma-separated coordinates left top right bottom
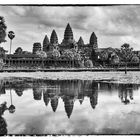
(0, 5, 140, 53)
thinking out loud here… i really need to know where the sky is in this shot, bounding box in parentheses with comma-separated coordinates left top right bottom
(0, 5, 140, 53)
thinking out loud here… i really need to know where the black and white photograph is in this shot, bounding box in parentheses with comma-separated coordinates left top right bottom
(0, 3, 140, 136)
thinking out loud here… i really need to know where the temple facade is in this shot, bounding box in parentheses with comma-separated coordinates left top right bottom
(3, 23, 99, 68)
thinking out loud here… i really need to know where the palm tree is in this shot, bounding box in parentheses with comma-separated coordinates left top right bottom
(9, 89, 15, 113)
(8, 31, 15, 54)
(8, 31, 15, 67)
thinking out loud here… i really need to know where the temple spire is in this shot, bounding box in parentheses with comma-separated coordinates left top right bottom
(64, 97, 74, 118)
(89, 32, 98, 49)
(51, 97, 58, 112)
(78, 36, 84, 46)
(64, 23, 73, 41)
(43, 92, 50, 107)
(90, 92, 98, 109)
(33, 87, 42, 100)
(43, 35, 50, 52)
(50, 30, 58, 44)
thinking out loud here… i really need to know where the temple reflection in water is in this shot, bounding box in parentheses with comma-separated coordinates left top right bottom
(0, 79, 139, 120)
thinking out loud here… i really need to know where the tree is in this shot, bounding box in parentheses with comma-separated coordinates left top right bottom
(91, 49, 98, 64)
(99, 51, 108, 61)
(8, 31, 15, 55)
(36, 50, 47, 58)
(85, 59, 93, 68)
(52, 49, 61, 59)
(36, 50, 47, 68)
(0, 58, 4, 69)
(47, 50, 60, 68)
(120, 43, 133, 74)
(0, 16, 7, 44)
(47, 49, 60, 59)
(62, 49, 74, 59)
(98, 51, 109, 66)
(131, 55, 139, 63)
(62, 49, 82, 67)
(14, 47, 23, 54)
(110, 54, 120, 64)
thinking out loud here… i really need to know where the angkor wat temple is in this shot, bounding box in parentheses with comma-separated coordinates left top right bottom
(2, 23, 99, 68)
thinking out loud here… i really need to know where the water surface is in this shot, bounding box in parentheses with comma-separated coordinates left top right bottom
(0, 78, 140, 135)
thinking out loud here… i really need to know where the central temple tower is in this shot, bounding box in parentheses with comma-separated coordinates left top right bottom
(60, 23, 78, 51)
(63, 23, 73, 43)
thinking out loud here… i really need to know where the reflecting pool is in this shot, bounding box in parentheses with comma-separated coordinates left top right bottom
(0, 78, 140, 135)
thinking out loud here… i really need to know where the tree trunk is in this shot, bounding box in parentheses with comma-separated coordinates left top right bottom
(125, 63, 127, 74)
(42, 58, 43, 69)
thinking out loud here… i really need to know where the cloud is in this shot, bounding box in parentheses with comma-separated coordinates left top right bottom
(0, 5, 140, 52)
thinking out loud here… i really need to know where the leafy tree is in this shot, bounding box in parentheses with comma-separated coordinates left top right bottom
(120, 43, 133, 74)
(91, 49, 98, 63)
(36, 50, 47, 68)
(0, 58, 4, 69)
(62, 49, 82, 67)
(110, 54, 120, 64)
(85, 59, 93, 68)
(14, 47, 23, 54)
(98, 51, 109, 66)
(78, 60, 85, 68)
(99, 51, 108, 61)
(47, 49, 61, 68)
(52, 49, 61, 59)
(62, 49, 74, 60)
(47, 49, 60, 59)
(36, 50, 47, 58)
(131, 55, 139, 63)
(70, 48, 82, 61)
(0, 16, 7, 44)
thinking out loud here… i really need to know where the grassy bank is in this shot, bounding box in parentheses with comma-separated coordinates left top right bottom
(0, 71, 140, 84)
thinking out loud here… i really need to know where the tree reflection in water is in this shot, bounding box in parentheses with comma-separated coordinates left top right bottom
(0, 79, 140, 119)
(0, 102, 8, 135)
(118, 84, 134, 105)
(9, 89, 16, 113)
(0, 100, 16, 135)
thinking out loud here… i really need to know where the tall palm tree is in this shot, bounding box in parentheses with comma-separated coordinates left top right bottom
(9, 89, 15, 113)
(8, 31, 15, 54)
(8, 31, 15, 67)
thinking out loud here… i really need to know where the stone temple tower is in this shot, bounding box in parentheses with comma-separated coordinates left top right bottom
(63, 96, 74, 118)
(51, 96, 58, 112)
(77, 36, 84, 47)
(43, 35, 50, 52)
(49, 30, 59, 51)
(64, 23, 73, 43)
(32, 42, 42, 54)
(50, 30, 58, 45)
(89, 32, 98, 49)
(60, 23, 78, 50)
